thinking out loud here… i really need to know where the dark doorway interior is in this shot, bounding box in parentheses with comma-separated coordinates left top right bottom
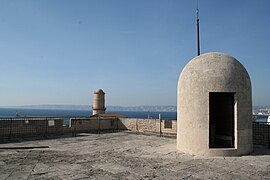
(209, 92, 235, 148)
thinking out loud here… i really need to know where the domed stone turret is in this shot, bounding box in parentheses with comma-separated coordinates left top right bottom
(177, 52, 252, 156)
(92, 89, 106, 115)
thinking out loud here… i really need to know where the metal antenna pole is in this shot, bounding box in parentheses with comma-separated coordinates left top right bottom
(196, 0, 201, 56)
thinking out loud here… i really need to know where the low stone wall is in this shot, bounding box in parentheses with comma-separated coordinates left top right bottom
(70, 117, 177, 136)
(119, 118, 177, 136)
(2, 118, 269, 148)
(0, 117, 123, 139)
(0, 118, 67, 138)
(0, 117, 177, 139)
(70, 117, 125, 133)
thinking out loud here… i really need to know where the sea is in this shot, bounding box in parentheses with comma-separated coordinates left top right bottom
(0, 108, 177, 119)
(0, 108, 268, 123)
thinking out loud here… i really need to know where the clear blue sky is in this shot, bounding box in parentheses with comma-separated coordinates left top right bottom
(0, 0, 269, 107)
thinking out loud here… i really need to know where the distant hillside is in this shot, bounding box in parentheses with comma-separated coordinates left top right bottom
(4, 105, 177, 112)
(107, 106, 176, 112)
(4, 105, 265, 112)
(5, 105, 91, 111)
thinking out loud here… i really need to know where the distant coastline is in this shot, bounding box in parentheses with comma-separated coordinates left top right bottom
(1, 105, 177, 112)
(1, 105, 270, 113)
(0, 105, 269, 120)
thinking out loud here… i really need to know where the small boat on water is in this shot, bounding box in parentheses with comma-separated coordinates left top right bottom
(15, 112, 20, 117)
(254, 114, 270, 123)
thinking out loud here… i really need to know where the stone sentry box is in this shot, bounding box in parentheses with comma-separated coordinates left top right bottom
(177, 52, 252, 156)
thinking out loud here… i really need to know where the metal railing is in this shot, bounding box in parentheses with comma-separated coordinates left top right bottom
(0, 117, 71, 140)
(1, 117, 269, 149)
(0, 117, 123, 140)
(253, 122, 270, 148)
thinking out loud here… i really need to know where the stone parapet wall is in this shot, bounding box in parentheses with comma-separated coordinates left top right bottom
(0, 117, 177, 139)
(2, 118, 268, 149)
(0, 117, 122, 139)
(0, 119, 66, 138)
(70, 117, 123, 133)
(118, 118, 177, 136)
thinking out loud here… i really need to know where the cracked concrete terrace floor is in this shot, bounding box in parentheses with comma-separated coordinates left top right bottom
(0, 131, 269, 180)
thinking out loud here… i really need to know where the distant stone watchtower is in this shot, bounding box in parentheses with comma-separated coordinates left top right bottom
(92, 89, 106, 115)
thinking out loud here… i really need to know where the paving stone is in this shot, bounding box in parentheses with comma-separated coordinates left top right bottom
(0, 132, 269, 179)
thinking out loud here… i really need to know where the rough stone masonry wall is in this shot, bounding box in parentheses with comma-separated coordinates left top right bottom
(0, 117, 177, 139)
(0, 118, 269, 148)
(118, 118, 177, 136)
(69, 117, 177, 136)
(0, 117, 123, 139)
(0, 119, 67, 138)
(70, 117, 125, 133)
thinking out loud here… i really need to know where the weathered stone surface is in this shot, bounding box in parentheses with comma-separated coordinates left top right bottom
(177, 52, 252, 156)
(92, 89, 106, 115)
(0, 132, 269, 179)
